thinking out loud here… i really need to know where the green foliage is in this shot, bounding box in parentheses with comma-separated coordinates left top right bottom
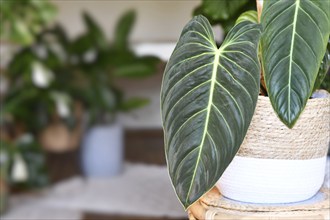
(164, 0, 330, 209)
(320, 72, 330, 92)
(0, 0, 57, 45)
(114, 10, 136, 50)
(119, 98, 149, 112)
(3, 10, 160, 129)
(11, 138, 49, 189)
(1, 9, 160, 190)
(260, 0, 330, 127)
(82, 12, 108, 49)
(235, 10, 258, 24)
(161, 16, 261, 209)
(313, 38, 330, 92)
(0, 140, 14, 181)
(193, 0, 256, 37)
(69, 11, 160, 124)
(0, 137, 48, 189)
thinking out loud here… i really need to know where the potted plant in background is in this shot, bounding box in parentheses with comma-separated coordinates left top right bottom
(2, 21, 89, 182)
(0, 0, 56, 213)
(161, 0, 329, 209)
(74, 11, 161, 177)
(2, 2, 161, 182)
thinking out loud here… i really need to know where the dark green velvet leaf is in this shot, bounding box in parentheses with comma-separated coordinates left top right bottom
(161, 15, 261, 209)
(260, 0, 330, 127)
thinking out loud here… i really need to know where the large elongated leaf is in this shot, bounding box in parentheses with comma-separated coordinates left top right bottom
(260, 0, 330, 128)
(161, 16, 261, 209)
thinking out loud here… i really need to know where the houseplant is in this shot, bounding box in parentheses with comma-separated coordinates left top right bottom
(0, 0, 56, 45)
(77, 11, 160, 177)
(0, 0, 55, 213)
(161, 0, 329, 209)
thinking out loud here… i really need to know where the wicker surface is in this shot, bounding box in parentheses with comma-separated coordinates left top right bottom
(188, 187, 330, 220)
(237, 96, 330, 159)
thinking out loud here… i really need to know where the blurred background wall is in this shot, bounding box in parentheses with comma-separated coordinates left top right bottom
(54, 1, 199, 42)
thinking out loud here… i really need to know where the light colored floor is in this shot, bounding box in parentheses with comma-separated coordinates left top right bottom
(2, 158, 329, 220)
(2, 163, 186, 220)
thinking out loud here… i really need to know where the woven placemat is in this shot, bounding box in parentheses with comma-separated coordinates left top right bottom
(188, 187, 330, 220)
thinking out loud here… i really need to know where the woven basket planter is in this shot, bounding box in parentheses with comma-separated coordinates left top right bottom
(216, 95, 330, 203)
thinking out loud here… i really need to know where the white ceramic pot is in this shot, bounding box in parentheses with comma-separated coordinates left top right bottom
(81, 123, 123, 177)
(217, 156, 327, 203)
(216, 96, 330, 204)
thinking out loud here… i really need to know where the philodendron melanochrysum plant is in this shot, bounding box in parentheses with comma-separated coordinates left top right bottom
(161, 0, 330, 209)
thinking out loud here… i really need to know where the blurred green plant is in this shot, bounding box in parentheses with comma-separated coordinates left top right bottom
(0, 0, 56, 191)
(2, 9, 160, 132)
(0, 137, 48, 191)
(66, 10, 161, 124)
(1, 9, 160, 189)
(193, 0, 256, 39)
(0, 0, 57, 45)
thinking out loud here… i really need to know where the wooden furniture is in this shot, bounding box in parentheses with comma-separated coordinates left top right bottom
(45, 129, 165, 183)
(188, 187, 330, 220)
(125, 129, 165, 165)
(83, 212, 187, 220)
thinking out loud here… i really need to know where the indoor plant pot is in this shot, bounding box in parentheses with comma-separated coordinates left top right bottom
(217, 95, 330, 203)
(160, 0, 329, 210)
(81, 122, 124, 177)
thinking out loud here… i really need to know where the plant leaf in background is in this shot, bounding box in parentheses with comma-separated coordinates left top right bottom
(113, 56, 160, 78)
(260, 0, 330, 128)
(7, 48, 36, 78)
(119, 97, 149, 112)
(82, 12, 108, 49)
(113, 10, 136, 50)
(196, 0, 249, 20)
(235, 10, 258, 24)
(313, 38, 330, 92)
(161, 15, 261, 209)
(69, 12, 107, 56)
(320, 72, 330, 93)
(12, 137, 49, 189)
(193, 0, 256, 37)
(0, 0, 56, 45)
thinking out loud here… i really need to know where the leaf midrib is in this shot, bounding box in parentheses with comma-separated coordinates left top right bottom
(184, 48, 221, 206)
(287, 0, 300, 122)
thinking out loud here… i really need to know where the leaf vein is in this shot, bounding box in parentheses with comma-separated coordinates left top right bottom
(162, 62, 213, 106)
(218, 63, 254, 102)
(299, 7, 325, 42)
(221, 55, 258, 88)
(222, 50, 259, 69)
(214, 81, 245, 124)
(168, 108, 207, 150)
(164, 80, 211, 123)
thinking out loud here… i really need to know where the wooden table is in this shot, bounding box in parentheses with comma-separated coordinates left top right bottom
(83, 212, 187, 220)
